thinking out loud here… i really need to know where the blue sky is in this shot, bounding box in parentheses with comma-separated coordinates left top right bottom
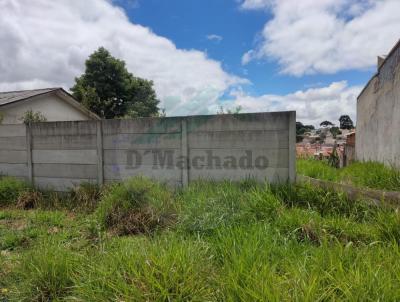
(1, 0, 399, 125)
(123, 0, 372, 96)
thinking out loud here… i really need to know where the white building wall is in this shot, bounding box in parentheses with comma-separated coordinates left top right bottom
(0, 94, 90, 124)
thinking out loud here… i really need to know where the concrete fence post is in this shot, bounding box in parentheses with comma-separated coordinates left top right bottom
(181, 118, 189, 187)
(288, 111, 296, 183)
(96, 120, 104, 186)
(26, 123, 33, 184)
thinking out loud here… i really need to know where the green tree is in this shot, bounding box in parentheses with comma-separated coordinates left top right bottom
(71, 47, 159, 119)
(330, 126, 342, 138)
(320, 120, 333, 128)
(339, 115, 354, 129)
(296, 122, 315, 142)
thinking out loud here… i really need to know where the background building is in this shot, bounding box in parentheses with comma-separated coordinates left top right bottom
(0, 88, 99, 124)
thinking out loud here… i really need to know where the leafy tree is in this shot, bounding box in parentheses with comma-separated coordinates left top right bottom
(296, 122, 315, 142)
(217, 105, 243, 115)
(20, 110, 47, 124)
(339, 115, 354, 129)
(71, 47, 159, 119)
(296, 122, 315, 135)
(330, 126, 342, 138)
(320, 120, 334, 128)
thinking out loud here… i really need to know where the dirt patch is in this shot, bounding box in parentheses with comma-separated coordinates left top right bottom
(0, 218, 28, 231)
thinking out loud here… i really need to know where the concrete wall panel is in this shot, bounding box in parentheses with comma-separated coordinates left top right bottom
(0, 137, 27, 150)
(0, 163, 28, 177)
(31, 121, 97, 136)
(356, 43, 400, 167)
(104, 165, 181, 182)
(103, 133, 181, 150)
(33, 164, 97, 179)
(189, 149, 289, 168)
(104, 149, 181, 166)
(32, 135, 97, 150)
(187, 112, 289, 132)
(0, 124, 26, 137)
(188, 130, 288, 149)
(102, 118, 181, 134)
(0, 111, 295, 189)
(32, 150, 97, 164)
(0, 150, 27, 163)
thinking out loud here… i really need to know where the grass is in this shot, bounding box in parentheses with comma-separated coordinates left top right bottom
(297, 158, 400, 191)
(1, 176, 400, 301)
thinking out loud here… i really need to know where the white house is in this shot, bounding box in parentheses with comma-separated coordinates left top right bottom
(0, 88, 100, 124)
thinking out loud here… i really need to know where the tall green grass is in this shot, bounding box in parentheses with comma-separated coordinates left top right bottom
(1, 176, 400, 301)
(0, 177, 31, 207)
(297, 159, 400, 191)
(95, 177, 175, 235)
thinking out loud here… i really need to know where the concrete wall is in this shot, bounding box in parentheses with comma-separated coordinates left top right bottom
(0, 111, 296, 191)
(356, 43, 400, 167)
(1, 93, 90, 124)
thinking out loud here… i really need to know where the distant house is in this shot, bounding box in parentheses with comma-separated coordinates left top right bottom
(356, 39, 400, 168)
(0, 88, 99, 124)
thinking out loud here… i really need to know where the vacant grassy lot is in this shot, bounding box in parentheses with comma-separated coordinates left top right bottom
(1, 176, 400, 301)
(297, 159, 400, 191)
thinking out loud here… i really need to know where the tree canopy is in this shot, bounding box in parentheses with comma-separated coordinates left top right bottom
(339, 115, 354, 130)
(320, 120, 334, 128)
(330, 126, 342, 138)
(71, 47, 160, 119)
(296, 122, 315, 142)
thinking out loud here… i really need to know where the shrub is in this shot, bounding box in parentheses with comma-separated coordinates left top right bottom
(95, 177, 174, 235)
(273, 183, 376, 221)
(176, 181, 282, 235)
(72, 235, 217, 301)
(11, 240, 81, 301)
(69, 182, 102, 213)
(16, 190, 43, 210)
(0, 177, 31, 207)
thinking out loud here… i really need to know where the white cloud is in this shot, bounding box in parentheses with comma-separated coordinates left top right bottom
(240, 0, 271, 10)
(223, 81, 362, 126)
(0, 0, 246, 115)
(206, 34, 223, 43)
(241, 0, 400, 76)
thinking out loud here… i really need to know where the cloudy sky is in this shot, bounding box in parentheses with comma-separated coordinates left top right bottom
(1, 0, 399, 125)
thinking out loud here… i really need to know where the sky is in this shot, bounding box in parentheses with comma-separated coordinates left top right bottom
(1, 0, 399, 126)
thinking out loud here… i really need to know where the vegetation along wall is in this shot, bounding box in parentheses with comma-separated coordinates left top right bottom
(0, 111, 296, 191)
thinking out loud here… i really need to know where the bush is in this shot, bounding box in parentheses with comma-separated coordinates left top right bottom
(72, 235, 217, 301)
(69, 182, 102, 213)
(0, 177, 31, 207)
(11, 240, 81, 301)
(16, 190, 43, 210)
(95, 177, 174, 235)
(176, 181, 282, 235)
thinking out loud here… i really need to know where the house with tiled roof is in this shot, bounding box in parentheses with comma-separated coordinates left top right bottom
(0, 88, 99, 124)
